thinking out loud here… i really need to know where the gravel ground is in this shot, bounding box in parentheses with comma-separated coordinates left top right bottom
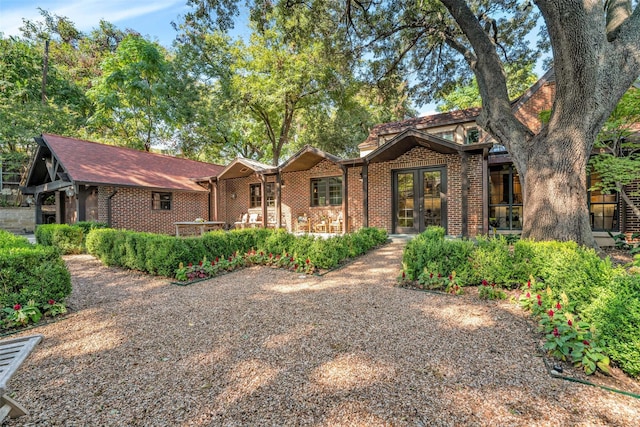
(5, 241, 640, 426)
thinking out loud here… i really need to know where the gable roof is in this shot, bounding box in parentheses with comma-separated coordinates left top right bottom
(279, 145, 342, 172)
(365, 129, 492, 163)
(216, 157, 276, 180)
(27, 134, 224, 192)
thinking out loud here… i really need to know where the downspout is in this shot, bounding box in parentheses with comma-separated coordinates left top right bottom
(107, 189, 118, 228)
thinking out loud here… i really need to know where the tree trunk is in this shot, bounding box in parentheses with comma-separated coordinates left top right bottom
(520, 131, 596, 247)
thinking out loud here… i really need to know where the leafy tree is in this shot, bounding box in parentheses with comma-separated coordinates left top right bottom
(87, 35, 174, 151)
(437, 62, 539, 112)
(177, 1, 412, 165)
(589, 86, 640, 222)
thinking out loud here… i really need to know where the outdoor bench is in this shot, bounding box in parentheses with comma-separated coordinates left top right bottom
(0, 334, 43, 422)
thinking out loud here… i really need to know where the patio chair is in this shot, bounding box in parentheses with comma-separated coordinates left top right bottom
(248, 213, 261, 228)
(234, 213, 248, 229)
(296, 213, 310, 233)
(329, 212, 343, 234)
(0, 334, 43, 422)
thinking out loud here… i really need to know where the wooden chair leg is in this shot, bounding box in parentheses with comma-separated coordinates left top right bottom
(0, 394, 28, 421)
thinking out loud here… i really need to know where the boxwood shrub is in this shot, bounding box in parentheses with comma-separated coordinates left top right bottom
(0, 229, 31, 249)
(86, 227, 388, 277)
(0, 245, 71, 308)
(36, 224, 84, 254)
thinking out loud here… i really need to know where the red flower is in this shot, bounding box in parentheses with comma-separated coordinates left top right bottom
(211, 261, 215, 266)
(548, 309, 554, 317)
(402, 271, 406, 279)
(260, 251, 264, 256)
(481, 279, 488, 286)
(583, 340, 590, 346)
(429, 273, 433, 279)
(199, 261, 203, 266)
(188, 263, 193, 267)
(526, 292, 531, 298)
(48, 299, 55, 305)
(527, 280, 531, 289)
(448, 275, 453, 281)
(556, 302, 562, 310)
(567, 319, 573, 326)
(13, 304, 21, 311)
(215, 257, 219, 262)
(553, 327, 560, 337)
(536, 294, 541, 300)
(438, 273, 442, 278)
(537, 300, 542, 306)
(306, 258, 310, 265)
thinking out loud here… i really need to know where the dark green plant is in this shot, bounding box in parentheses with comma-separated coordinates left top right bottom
(403, 232, 474, 284)
(0, 229, 31, 249)
(470, 236, 517, 286)
(36, 224, 84, 254)
(0, 245, 71, 309)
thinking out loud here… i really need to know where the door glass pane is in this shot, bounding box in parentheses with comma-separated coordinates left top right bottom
(423, 171, 441, 227)
(397, 173, 414, 228)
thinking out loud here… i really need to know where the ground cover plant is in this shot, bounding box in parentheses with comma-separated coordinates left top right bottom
(400, 227, 640, 378)
(0, 229, 71, 330)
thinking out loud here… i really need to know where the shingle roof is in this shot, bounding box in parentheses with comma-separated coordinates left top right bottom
(40, 134, 224, 192)
(358, 108, 482, 150)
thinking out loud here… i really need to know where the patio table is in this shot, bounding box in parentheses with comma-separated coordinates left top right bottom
(174, 221, 225, 237)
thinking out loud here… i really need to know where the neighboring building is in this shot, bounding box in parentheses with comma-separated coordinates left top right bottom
(21, 72, 639, 245)
(21, 134, 224, 235)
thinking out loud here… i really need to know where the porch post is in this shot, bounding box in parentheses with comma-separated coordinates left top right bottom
(275, 173, 282, 228)
(482, 148, 489, 235)
(210, 178, 218, 221)
(259, 174, 267, 228)
(461, 152, 469, 238)
(34, 193, 43, 225)
(362, 161, 369, 228)
(340, 165, 348, 234)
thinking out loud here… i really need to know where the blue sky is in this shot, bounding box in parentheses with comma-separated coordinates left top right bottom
(0, 0, 189, 46)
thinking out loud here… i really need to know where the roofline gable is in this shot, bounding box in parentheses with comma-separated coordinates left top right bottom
(279, 145, 342, 172)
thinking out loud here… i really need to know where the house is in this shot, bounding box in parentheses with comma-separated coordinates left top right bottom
(21, 72, 639, 245)
(21, 134, 224, 235)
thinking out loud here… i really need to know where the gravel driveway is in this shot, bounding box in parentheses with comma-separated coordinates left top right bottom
(5, 241, 640, 426)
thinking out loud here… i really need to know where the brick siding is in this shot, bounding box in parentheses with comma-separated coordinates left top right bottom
(97, 186, 209, 235)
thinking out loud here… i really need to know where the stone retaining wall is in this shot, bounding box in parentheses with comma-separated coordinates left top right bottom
(0, 207, 35, 234)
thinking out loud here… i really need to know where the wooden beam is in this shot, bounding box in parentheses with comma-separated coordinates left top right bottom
(22, 180, 72, 195)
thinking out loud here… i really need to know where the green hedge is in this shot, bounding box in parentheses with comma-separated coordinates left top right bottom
(86, 227, 388, 276)
(402, 227, 475, 284)
(0, 245, 71, 309)
(0, 229, 31, 249)
(36, 224, 84, 254)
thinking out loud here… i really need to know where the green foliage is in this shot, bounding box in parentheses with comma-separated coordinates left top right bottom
(0, 230, 31, 249)
(36, 224, 84, 254)
(3, 300, 42, 329)
(0, 245, 72, 310)
(402, 229, 474, 285)
(585, 275, 640, 377)
(470, 236, 517, 286)
(478, 283, 507, 300)
(86, 227, 386, 279)
(512, 240, 616, 313)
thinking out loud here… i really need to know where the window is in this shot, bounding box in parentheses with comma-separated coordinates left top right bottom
(152, 192, 172, 210)
(249, 183, 275, 208)
(311, 177, 342, 206)
(588, 172, 618, 231)
(433, 131, 454, 141)
(465, 127, 480, 144)
(489, 165, 522, 230)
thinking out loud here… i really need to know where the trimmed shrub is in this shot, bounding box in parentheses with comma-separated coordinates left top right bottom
(470, 236, 517, 286)
(36, 224, 84, 254)
(585, 274, 640, 377)
(512, 240, 617, 313)
(0, 229, 31, 249)
(403, 230, 475, 284)
(0, 245, 71, 308)
(86, 227, 388, 277)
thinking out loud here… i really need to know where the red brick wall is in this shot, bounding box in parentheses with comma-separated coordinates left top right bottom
(97, 186, 209, 234)
(366, 146, 483, 236)
(514, 82, 555, 133)
(624, 181, 640, 233)
(281, 160, 345, 231)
